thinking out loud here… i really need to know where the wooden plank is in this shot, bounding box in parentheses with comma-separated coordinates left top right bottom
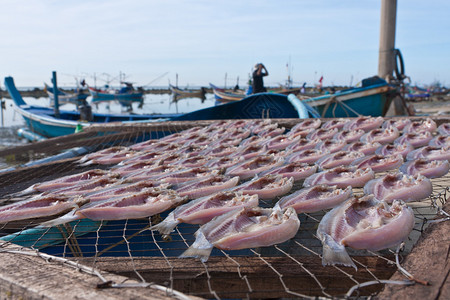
(0, 242, 187, 300)
(77, 255, 397, 298)
(376, 200, 450, 300)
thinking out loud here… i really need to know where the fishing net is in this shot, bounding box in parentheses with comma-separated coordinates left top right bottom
(0, 118, 449, 299)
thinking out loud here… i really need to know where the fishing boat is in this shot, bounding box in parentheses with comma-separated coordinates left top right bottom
(169, 84, 206, 99)
(209, 83, 247, 103)
(173, 92, 318, 121)
(86, 82, 144, 108)
(44, 83, 89, 106)
(301, 76, 397, 117)
(5, 77, 179, 139)
(6, 77, 316, 140)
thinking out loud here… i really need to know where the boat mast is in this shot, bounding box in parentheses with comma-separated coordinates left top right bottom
(52, 71, 60, 118)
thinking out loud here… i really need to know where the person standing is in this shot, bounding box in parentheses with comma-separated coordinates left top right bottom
(252, 63, 269, 94)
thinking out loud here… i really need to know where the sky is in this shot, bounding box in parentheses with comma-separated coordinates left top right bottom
(0, 0, 448, 89)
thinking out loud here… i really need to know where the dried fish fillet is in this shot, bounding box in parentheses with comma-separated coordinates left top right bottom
(274, 184, 352, 213)
(317, 195, 415, 268)
(0, 195, 87, 223)
(151, 191, 259, 236)
(180, 206, 300, 262)
(304, 166, 374, 188)
(364, 172, 432, 203)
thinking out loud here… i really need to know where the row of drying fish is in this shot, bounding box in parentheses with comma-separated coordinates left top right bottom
(1, 117, 449, 267)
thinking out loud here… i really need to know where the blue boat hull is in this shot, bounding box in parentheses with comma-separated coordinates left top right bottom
(303, 78, 394, 118)
(173, 92, 311, 121)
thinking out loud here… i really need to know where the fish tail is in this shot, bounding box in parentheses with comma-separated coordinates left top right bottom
(179, 231, 213, 262)
(40, 210, 81, 227)
(150, 212, 179, 235)
(321, 233, 357, 270)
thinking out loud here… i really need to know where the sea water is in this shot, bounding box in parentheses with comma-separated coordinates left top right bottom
(0, 93, 216, 168)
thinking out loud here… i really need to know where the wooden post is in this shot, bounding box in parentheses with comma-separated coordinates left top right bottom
(378, 0, 397, 81)
(52, 71, 60, 118)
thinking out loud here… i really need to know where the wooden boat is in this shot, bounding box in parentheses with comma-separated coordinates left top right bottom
(44, 83, 88, 105)
(6, 76, 318, 139)
(301, 76, 396, 117)
(173, 92, 318, 121)
(5, 77, 179, 139)
(87, 82, 144, 108)
(209, 83, 246, 103)
(169, 84, 206, 99)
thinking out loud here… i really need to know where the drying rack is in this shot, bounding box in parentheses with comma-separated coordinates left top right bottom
(0, 117, 449, 299)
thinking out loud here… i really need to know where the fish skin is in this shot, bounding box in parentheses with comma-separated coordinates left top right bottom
(83, 180, 170, 202)
(233, 174, 294, 200)
(350, 154, 404, 173)
(333, 129, 366, 143)
(150, 191, 259, 236)
(289, 119, 322, 132)
(274, 184, 352, 213)
(375, 143, 414, 159)
(175, 175, 240, 199)
(286, 148, 330, 165)
(0, 195, 86, 223)
(321, 118, 350, 130)
(343, 116, 384, 132)
(403, 117, 437, 134)
(364, 172, 433, 203)
(316, 151, 365, 170)
(303, 166, 375, 189)
(382, 118, 412, 131)
(406, 145, 450, 161)
(77, 187, 186, 221)
(263, 134, 303, 150)
(344, 141, 382, 155)
(399, 158, 450, 179)
(180, 206, 300, 262)
(226, 155, 285, 180)
(394, 131, 433, 148)
(259, 161, 317, 182)
(317, 195, 415, 269)
(429, 135, 450, 147)
(437, 123, 450, 136)
(306, 127, 338, 141)
(360, 127, 399, 145)
(44, 175, 120, 197)
(314, 139, 347, 154)
(77, 146, 129, 164)
(15, 169, 109, 196)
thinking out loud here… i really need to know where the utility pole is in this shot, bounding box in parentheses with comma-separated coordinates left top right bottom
(378, 0, 397, 81)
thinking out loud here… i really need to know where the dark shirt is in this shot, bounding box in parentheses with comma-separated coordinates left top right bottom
(252, 70, 268, 93)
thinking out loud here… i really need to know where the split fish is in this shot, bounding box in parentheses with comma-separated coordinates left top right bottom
(437, 123, 450, 136)
(394, 131, 433, 148)
(360, 127, 399, 145)
(274, 184, 352, 213)
(350, 154, 404, 173)
(233, 174, 294, 200)
(303, 166, 375, 188)
(317, 194, 415, 269)
(403, 118, 437, 134)
(15, 169, 109, 196)
(150, 191, 259, 236)
(342, 116, 384, 132)
(180, 206, 300, 262)
(399, 158, 450, 179)
(174, 175, 240, 199)
(0, 195, 87, 223)
(364, 172, 433, 203)
(344, 141, 382, 155)
(42, 187, 186, 226)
